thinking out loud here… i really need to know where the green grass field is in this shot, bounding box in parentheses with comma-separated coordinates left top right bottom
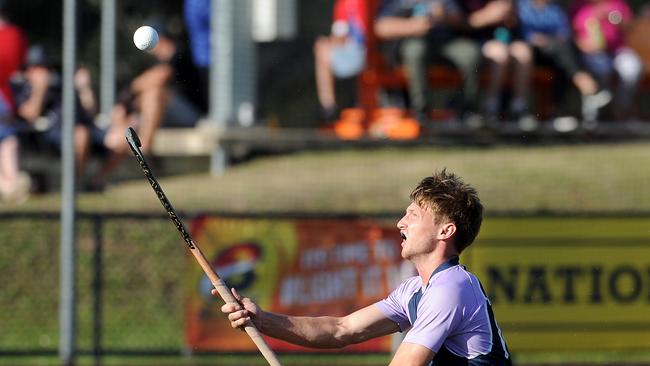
(5, 141, 650, 214)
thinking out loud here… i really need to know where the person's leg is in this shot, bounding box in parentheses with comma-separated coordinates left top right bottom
(541, 39, 599, 97)
(0, 135, 19, 195)
(400, 37, 430, 121)
(612, 48, 643, 119)
(482, 40, 510, 118)
(580, 53, 614, 122)
(135, 86, 169, 153)
(582, 52, 613, 89)
(440, 37, 481, 115)
(508, 41, 533, 116)
(314, 36, 337, 120)
(74, 124, 91, 178)
(0, 135, 30, 203)
(91, 104, 133, 189)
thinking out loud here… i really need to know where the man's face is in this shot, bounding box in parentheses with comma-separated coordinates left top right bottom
(396, 202, 442, 260)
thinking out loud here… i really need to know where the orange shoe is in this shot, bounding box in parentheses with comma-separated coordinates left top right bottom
(333, 108, 366, 140)
(368, 108, 420, 140)
(386, 117, 420, 140)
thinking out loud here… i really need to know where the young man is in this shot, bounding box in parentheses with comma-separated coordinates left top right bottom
(219, 170, 511, 365)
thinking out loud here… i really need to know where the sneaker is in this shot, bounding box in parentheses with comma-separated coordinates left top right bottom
(1, 171, 31, 204)
(582, 89, 612, 121)
(552, 116, 579, 132)
(463, 112, 486, 129)
(517, 114, 539, 131)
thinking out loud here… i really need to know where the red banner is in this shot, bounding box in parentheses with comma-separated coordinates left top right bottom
(184, 216, 404, 353)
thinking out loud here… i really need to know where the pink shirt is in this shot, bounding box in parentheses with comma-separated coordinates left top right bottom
(570, 0, 633, 53)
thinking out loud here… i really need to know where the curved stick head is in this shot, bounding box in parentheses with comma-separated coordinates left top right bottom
(125, 127, 142, 149)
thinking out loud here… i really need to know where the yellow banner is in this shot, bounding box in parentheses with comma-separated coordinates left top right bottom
(465, 217, 650, 350)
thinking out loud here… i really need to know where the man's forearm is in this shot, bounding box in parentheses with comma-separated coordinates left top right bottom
(257, 312, 350, 349)
(374, 17, 431, 40)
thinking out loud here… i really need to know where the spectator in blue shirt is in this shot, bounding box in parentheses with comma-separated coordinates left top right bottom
(517, 0, 611, 123)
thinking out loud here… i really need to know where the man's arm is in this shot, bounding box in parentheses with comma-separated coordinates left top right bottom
(467, 0, 512, 29)
(374, 16, 434, 40)
(18, 67, 50, 122)
(389, 342, 435, 366)
(219, 288, 400, 349)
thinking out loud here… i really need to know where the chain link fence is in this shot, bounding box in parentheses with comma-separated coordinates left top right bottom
(0, 213, 187, 357)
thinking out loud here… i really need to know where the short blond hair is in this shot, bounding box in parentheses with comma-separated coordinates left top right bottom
(410, 169, 483, 253)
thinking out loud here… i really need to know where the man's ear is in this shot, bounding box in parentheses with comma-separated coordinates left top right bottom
(438, 223, 456, 240)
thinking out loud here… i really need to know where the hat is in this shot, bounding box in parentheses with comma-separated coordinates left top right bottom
(25, 45, 50, 67)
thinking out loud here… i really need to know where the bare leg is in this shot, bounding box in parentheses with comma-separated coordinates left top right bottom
(0, 136, 19, 195)
(482, 40, 509, 116)
(314, 36, 337, 112)
(74, 124, 91, 178)
(0, 136, 29, 203)
(136, 87, 168, 154)
(91, 105, 133, 189)
(509, 41, 533, 112)
(572, 71, 598, 96)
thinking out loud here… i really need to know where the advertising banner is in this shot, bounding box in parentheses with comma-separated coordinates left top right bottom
(467, 217, 650, 350)
(185, 216, 404, 352)
(185, 216, 650, 352)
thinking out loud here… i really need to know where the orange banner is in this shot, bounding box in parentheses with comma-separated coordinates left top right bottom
(185, 216, 404, 353)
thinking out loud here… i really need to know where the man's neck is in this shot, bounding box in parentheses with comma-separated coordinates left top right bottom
(413, 251, 458, 286)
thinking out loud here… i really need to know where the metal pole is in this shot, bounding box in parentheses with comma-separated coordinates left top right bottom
(60, 0, 77, 364)
(99, 0, 116, 127)
(212, 0, 233, 124)
(209, 0, 230, 175)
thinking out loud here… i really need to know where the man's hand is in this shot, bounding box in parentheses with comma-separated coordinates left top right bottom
(217, 288, 261, 330)
(25, 66, 51, 90)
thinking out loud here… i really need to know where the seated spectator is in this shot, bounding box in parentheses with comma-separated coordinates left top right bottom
(93, 25, 203, 189)
(473, 0, 535, 124)
(12, 45, 105, 185)
(374, 0, 481, 125)
(314, 0, 368, 125)
(517, 0, 611, 124)
(570, 0, 643, 121)
(0, 4, 30, 203)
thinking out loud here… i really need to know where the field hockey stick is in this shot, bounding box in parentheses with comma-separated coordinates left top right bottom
(125, 127, 282, 366)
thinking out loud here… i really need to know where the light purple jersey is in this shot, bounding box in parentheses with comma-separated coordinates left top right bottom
(375, 263, 509, 360)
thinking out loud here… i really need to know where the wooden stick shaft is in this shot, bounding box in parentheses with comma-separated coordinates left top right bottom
(124, 128, 282, 366)
(191, 245, 282, 366)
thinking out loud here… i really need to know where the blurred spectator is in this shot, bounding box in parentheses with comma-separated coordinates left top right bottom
(183, 0, 209, 114)
(0, 2, 30, 203)
(93, 26, 203, 189)
(374, 0, 481, 125)
(314, 0, 368, 125)
(570, 0, 643, 121)
(12, 45, 106, 184)
(517, 0, 611, 125)
(471, 0, 535, 124)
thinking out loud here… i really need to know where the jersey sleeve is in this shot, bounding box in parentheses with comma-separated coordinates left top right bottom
(374, 280, 413, 332)
(402, 283, 463, 352)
